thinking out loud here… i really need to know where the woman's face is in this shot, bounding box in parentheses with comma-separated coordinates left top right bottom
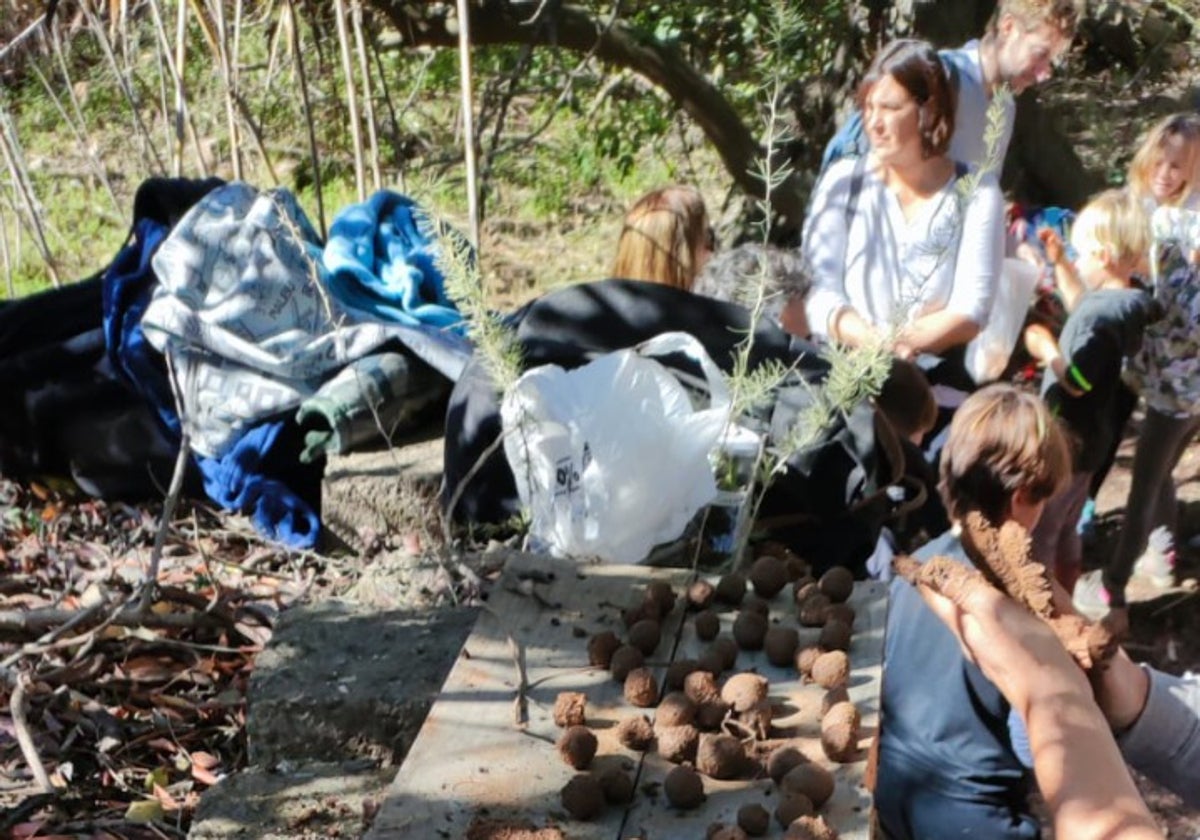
(864, 75, 922, 166)
(1151, 133, 1191, 203)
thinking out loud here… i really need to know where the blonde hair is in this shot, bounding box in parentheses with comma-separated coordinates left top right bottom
(939, 384, 1069, 524)
(990, 0, 1083, 36)
(612, 185, 709, 291)
(1127, 113, 1200, 207)
(1068, 188, 1151, 271)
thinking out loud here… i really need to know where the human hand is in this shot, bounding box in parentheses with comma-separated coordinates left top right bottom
(1038, 227, 1066, 265)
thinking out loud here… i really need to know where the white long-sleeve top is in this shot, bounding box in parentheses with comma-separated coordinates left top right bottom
(802, 156, 1005, 340)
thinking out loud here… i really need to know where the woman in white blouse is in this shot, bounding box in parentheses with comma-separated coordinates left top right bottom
(803, 39, 1005, 361)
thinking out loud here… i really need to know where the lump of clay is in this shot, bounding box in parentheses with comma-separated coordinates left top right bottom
(624, 667, 659, 708)
(792, 580, 819, 606)
(665, 658, 699, 691)
(684, 670, 722, 705)
(623, 599, 659, 628)
(741, 595, 771, 617)
(797, 592, 832, 627)
(696, 732, 746, 780)
(645, 580, 677, 616)
(553, 691, 587, 728)
(715, 572, 747, 605)
(615, 715, 654, 751)
(720, 672, 769, 712)
(749, 555, 788, 598)
(588, 631, 620, 668)
(711, 637, 739, 671)
(775, 793, 815, 828)
(560, 773, 605, 821)
(737, 802, 771, 837)
(783, 814, 838, 840)
(825, 602, 856, 628)
(628, 618, 662, 656)
(697, 648, 728, 676)
(694, 609, 721, 641)
(656, 691, 697, 727)
(818, 619, 851, 653)
(656, 723, 700, 763)
(598, 766, 635, 804)
(821, 686, 850, 717)
(764, 625, 799, 667)
(810, 650, 850, 690)
(695, 698, 731, 731)
(818, 566, 854, 603)
(794, 645, 822, 677)
(708, 824, 750, 840)
(688, 579, 716, 611)
(780, 762, 835, 808)
(664, 764, 705, 809)
(610, 645, 645, 682)
(820, 701, 861, 762)
(766, 745, 808, 783)
(557, 725, 598, 769)
(733, 610, 768, 650)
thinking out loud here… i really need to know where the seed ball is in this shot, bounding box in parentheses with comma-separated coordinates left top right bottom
(684, 670, 721, 705)
(696, 732, 746, 779)
(820, 700, 861, 762)
(598, 766, 635, 804)
(783, 814, 839, 840)
(795, 645, 822, 677)
(821, 685, 851, 717)
(557, 725, 598, 769)
(656, 691, 697, 727)
(687, 580, 716, 611)
(797, 593, 832, 627)
(697, 649, 727, 676)
(588, 631, 620, 668)
(721, 673, 769, 713)
(695, 699, 731, 731)
(708, 824, 750, 840)
(766, 745, 808, 784)
(664, 763, 705, 809)
(818, 619, 852, 653)
(645, 580, 677, 615)
(628, 618, 662, 655)
(811, 650, 850, 690)
(792, 580, 819, 607)
(560, 773, 605, 821)
(749, 555, 788, 598)
(610, 645, 645, 682)
(695, 609, 721, 641)
(656, 724, 699, 763)
(818, 566, 854, 603)
(780, 762, 835, 808)
(738, 802, 771, 836)
(784, 555, 810, 582)
(711, 636, 739, 670)
(825, 602, 856, 628)
(775, 793, 815, 828)
(715, 572, 747, 605)
(733, 610, 768, 650)
(553, 691, 587, 728)
(624, 667, 659, 707)
(764, 625, 800, 667)
(665, 658, 699, 691)
(741, 594, 772, 617)
(615, 715, 654, 751)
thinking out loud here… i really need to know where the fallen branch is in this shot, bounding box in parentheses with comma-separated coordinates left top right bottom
(11, 672, 54, 794)
(0, 603, 233, 641)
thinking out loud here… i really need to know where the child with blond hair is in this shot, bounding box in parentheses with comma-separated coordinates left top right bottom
(1127, 112, 1200, 213)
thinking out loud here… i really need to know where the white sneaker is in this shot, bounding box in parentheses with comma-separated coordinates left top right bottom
(1072, 570, 1112, 620)
(1132, 526, 1176, 589)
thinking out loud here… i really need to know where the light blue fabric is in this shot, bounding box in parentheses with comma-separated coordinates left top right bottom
(323, 191, 468, 332)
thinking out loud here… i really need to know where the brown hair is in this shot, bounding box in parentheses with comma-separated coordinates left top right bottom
(988, 0, 1083, 38)
(938, 384, 1069, 524)
(1127, 113, 1200, 207)
(875, 358, 937, 442)
(857, 39, 955, 159)
(612, 185, 710, 291)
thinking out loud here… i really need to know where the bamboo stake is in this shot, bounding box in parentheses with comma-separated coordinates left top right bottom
(455, 0, 481, 252)
(351, 1, 381, 192)
(211, 0, 243, 180)
(333, 0, 366, 201)
(0, 113, 59, 287)
(287, 0, 327, 237)
(172, 0, 189, 176)
(0, 201, 14, 299)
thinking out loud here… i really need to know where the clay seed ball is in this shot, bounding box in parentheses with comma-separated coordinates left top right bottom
(783, 814, 839, 840)
(794, 645, 822, 677)
(796, 592, 832, 627)
(764, 625, 800, 667)
(715, 572, 747, 605)
(720, 672, 769, 713)
(817, 566, 854, 604)
(623, 599, 659, 629)
(825, 602, 856, 628)
(774, 793, 815, 828)
(687, 579, 716, 611)
(665, 658, 699, 692)
(684, 670, 722, 705)
(663, 764, 706, 809)
(732, 610, 768, 650)
(615, 715, 654, 751)
(656, 691, 697, 727)
(811, 650, 850, 690)
(645, 580, 677, 616)
(711, 636, 740, 671)
(737, 802, 771, 837)
(697, 649, 728, 676)
(708, 824, 750, 840)
(610, 645, 645, 682)
(784, 554, 810, 582)
(766, 745, 808, 784)
(560, 773, 605, 821)
(821, 685, 851, 718)
(628, 618, 662, 656)
(818, 618, 852, 653)
(598, 766, 635, 804)
(780, 762, 835, 808)
(695, 699, 732, 731)
(557, 725, 598, 769)
(587, 631, 620, 669)
(820, 700, 861, 763)
(694, 609, 721, 641)
(749, 555, 788, 598)
(553, 691, 587, 728)
(624, 667, 659, 708)
(695, 732, 746, 779)
(792, 580, 819, 607)
(655, 723, 700, 764)
(741, 594, 772, 617)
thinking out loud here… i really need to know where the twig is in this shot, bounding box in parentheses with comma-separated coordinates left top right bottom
(334, 0, 366, 200)
(0, 604, 233, 639)
(140, 429, 192, 614)
(351, 0, 382, 192)
(455, 0, 481, 251)
(286, 0, 327, 238)
(442, 426, 513, 546)
(11, 673, 55, 794)
(0, 108, 60, 286)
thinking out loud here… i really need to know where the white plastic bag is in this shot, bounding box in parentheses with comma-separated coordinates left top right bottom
(964, 257, 1039, 384)
(501, 331, 731, 564)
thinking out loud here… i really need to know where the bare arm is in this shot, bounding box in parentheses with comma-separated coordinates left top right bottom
(1040, 228, 1088, 311)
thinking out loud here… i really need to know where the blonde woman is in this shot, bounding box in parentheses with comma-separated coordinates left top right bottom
(612, 185, 713, 291)
(1127, 112, 1200, 212)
